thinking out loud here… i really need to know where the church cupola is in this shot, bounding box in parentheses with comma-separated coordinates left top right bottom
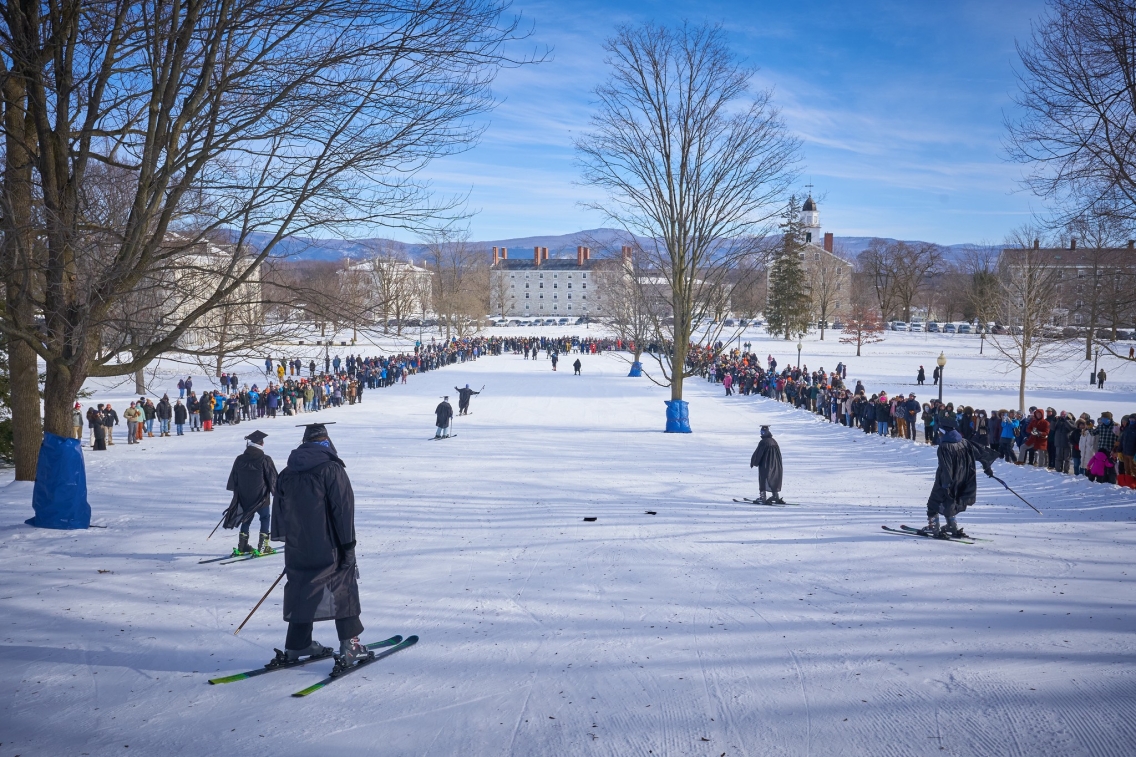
(800, 195, 820, 244)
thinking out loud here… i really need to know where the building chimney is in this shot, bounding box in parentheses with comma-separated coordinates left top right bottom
(534, 246, 541, 266)
(577, 245, 585, 266)
(621, 245, 632, 264)
(493, 246, 499, 266)
(823, 232, 834, 253)
(1033, 239, 1040, 250)
(1128, 239, 1135, 249)
(542, 247, 549, 262)
(501, 247, 507, 259)
(1070, 238, 1077, 250)
(584, 247, 591, 261)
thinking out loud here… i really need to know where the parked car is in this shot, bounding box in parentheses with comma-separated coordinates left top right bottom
(910, 322, 923, 332)
(831, 319, 844, 330)
(991, 324, 1007, 335)
(1116, 329, 1132, 340)
(926, 322, 940, 333)
(892, 321, 908, 331)
(958, 323, 972, 334)
(558, 317, 569, 325)
(575, 316, 588, 325)
(943, 323, 957, 333)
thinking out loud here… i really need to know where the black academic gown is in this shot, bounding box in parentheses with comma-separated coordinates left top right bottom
(223, 445, 278, 529)
(272, 442, 360, 623)
(750, 436, 784, 493)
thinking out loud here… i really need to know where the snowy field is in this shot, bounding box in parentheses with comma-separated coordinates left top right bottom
(2, 336, 1136, 755)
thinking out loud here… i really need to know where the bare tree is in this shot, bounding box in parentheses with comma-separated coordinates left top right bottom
(857, 239, 902, 322)
(809, 248, 848, 340)
(839, 272, 886, 357)
(606, 249, 661, 365)
(576, 23, 798, 408)
(422, 231, 488, 340)
(1062, 206, 1136, 357)
(0, 0, 534, 479)
(1008, 0, 1136, 225)
(989, 227, 1069, 413)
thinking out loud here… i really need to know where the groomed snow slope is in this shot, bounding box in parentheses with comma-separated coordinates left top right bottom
(2, 351, 1135, 756)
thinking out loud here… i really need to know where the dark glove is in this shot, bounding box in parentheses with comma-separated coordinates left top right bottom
(983, 465, 994, 478)
(339, 547, 356, 569)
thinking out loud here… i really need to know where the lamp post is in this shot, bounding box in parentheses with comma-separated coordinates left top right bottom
(797, 340, 803, 370)
(936, 351, 947, 404)
(1092, 346, 1100, 386)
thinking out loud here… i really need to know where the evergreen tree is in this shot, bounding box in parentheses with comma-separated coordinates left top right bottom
(765, 195, 812, 339)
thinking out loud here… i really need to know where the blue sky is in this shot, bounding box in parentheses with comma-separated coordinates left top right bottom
(400, 0, 1048, 246)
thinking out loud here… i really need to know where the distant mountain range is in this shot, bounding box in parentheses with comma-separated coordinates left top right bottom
(240, 228, 993, 264)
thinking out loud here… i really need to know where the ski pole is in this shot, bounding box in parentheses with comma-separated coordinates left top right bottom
(207, 513, 225, 540)
(234, 570, 285, 636)
(991, 474, 1042, 514)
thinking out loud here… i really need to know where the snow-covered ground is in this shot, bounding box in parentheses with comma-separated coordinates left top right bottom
(2, 338, 1136, 755)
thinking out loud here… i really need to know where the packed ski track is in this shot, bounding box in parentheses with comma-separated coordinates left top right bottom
(2, 339, 1136, 755)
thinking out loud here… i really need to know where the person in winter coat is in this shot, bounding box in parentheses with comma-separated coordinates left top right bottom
(998, 411, 1019, 463)
(174, 399, 188, 435)
(90, 404, 107, 450)
(225, 430, 278, 556)
(573, 358, 582, 375)
(156, 395, 173, 436)
(72, 403, 84, 441)
(454, 384, 480, 416)
(434, 397, 454, 438)
(1025, 409, 1049, 467)
(922, 414, 997, 538)
(551, 352, 559, 371)
(1097, 368, 1107, 389)
(272, 422, 370, 672)
(124, 402, 142, 444)
(749, 425, 785, 504)
(1086, 449, 1115, 483)
(1051, 411, 1074, 473)
(200, 392, 214, 430)
(917, 366, 925, 385)
(102, 403, 119, 445)
(143, 399, 157, 437)
(86, 405, 101, 447)
(1120, 416, 1136, 478)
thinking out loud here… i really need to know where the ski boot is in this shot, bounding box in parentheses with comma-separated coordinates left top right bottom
(270, 641, 334, 668)
(232, 531, 255, 557)
(940, 517, 967, 540)
(257, 533, 276, 555)
(331, 637, 373, 677)
(757, 493, 768, 505)
(918, 515, 940, 537)
(768, 491, 787, 505)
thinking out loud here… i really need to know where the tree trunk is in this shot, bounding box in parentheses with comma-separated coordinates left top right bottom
(820, 325, 825, 341)
(134, 367, 146, 395)
(7, 337, 42, 480)
(43, 365, 81, 439)
(1018, 362, 1027, 415)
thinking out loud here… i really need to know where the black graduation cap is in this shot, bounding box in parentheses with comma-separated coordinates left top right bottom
(244, 430, 268, 444)
(296, 421, 336, 442)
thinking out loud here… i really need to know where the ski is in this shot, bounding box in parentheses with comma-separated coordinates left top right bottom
(881, 525, 973, 544)
(900, 524, 991, 543)
(198, 548, 284, 565)
(428, 435, 456, 440)
(208, 635, 402, 685)
(218, 549, 286, 565)
(732, 498, 798, 506)
(291, 635, 419, 697)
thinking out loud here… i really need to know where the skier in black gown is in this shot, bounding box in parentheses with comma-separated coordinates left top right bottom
(749, 425, 785, 504)
(922, 415, 998, 538)
(454, 384, 479, 416)
(272, 422, 371, 673)
(224, 430, 279, 556)
(434, 397, 454, 438)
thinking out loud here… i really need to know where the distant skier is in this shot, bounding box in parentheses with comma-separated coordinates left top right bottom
(573, 358, 582, 375)
(551, 352, 559, 371)
(224, 430, 278, 556)
(434, 396, 454, 438)
(749, 425, 785, 504)
(921, 415, 998, 539)
(454, 384, 480, 416)
(272, 422, 371, 674)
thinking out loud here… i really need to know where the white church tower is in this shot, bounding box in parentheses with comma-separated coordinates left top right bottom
(801, 195, 820, 245)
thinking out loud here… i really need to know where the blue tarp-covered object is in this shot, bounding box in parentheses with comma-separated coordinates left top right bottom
(628, 361, 643, 377)
(664, 399, 691, 433)
(26, 433, 91, 530)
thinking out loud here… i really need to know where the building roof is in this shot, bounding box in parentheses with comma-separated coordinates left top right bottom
(802, 196, 817, 212)
(999, 245, 1136, 268)
(493, 258, 609, 271)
